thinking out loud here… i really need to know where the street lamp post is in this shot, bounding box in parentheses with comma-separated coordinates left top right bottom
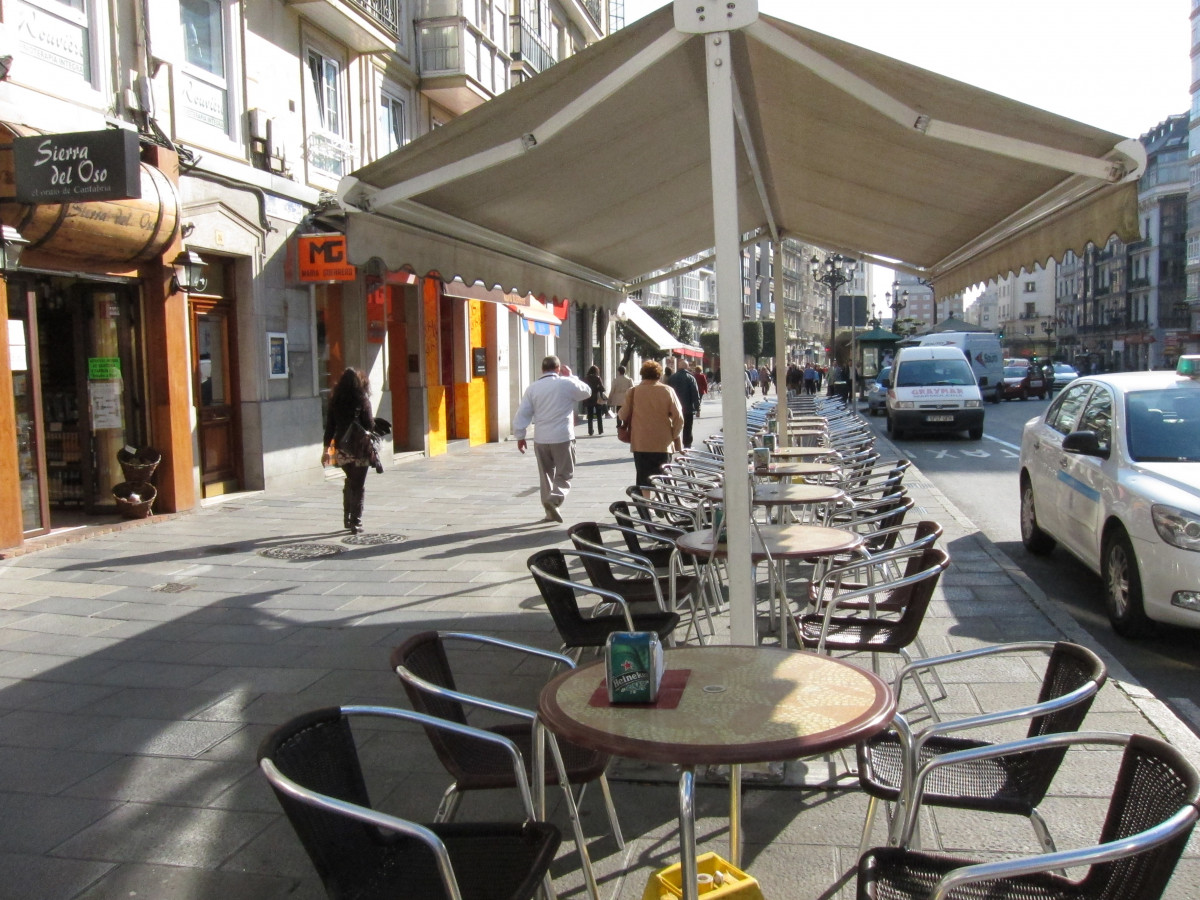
(886, 285, 909, 335)
(810, 253, 855, 368)
(1041, 320, 1056, 359)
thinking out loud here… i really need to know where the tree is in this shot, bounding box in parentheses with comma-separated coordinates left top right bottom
(699, 330, 720, 360)
(761, 321, 776, 359)
(743, 320, 763, 363)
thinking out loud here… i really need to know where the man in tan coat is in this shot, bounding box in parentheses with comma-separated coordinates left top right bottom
(620, 360, 684, 490)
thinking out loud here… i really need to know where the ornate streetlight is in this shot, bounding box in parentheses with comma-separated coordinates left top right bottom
(810, 252, 855, 363)
(886, 285, 908, 332)
(1041, 320, 1056, 357)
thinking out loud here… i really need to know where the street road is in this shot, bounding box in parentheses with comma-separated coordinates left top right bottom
(863, 395, 1200, 737)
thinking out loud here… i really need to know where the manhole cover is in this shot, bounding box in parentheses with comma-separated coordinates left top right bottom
(258, 543, 344, 560)
(342, 533, 407, 546)
(150, 582, 193, 593)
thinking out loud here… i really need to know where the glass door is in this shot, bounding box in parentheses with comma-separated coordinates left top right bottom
(189, 259, 241, 497)
(8, 284, 49, 535)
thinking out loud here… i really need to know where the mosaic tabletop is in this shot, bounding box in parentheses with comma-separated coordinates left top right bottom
(705, 483, 846, 507)
(675, 524, 862, 561)
(539, 646, 895, 767)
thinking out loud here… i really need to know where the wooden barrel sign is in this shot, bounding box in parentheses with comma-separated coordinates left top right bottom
(0, 126, 180, 265)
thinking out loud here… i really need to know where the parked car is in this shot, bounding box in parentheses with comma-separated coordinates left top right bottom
(866, 366, 891, 415)
(1000, 365, 1049, 400)
(1018, 359, 1200, 636)
(1051, 363, 1079, 390)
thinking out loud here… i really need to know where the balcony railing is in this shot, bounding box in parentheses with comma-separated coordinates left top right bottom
(349, 0, 402, 33)
(510, 18, 556, 75)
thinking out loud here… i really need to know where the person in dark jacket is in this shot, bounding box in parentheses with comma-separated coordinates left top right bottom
(321, 367, 375, 534)
(584, 365, 607, 435)
(663, 362, 700, 448)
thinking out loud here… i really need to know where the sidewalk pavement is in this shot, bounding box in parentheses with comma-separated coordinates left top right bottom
(1, 396, 1198, 900)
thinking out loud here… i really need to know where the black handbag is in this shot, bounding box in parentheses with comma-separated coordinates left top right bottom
(335, 420, 375, 465)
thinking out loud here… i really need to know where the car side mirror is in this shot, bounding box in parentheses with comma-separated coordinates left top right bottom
(1062, 430, 1109, 459)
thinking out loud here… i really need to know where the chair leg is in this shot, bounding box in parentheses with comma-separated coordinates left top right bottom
(912, 635, 948, 702)
(1029, 808, 1057, 854)
(545, 734, 601, 900)
(858, 794, 880, 859)
(434, 785, 462, 823)
(898, 648, 940, 723)
(598, 773, 626, 849)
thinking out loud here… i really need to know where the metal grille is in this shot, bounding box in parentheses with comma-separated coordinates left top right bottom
(150, 582, 193, 593)
(342, 533, 407, 546)
(259, 543, 344, 560)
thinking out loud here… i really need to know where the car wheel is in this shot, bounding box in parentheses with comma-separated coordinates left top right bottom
(991, 389, 1001, 404)
(1104, 530, 1154, 638)
(968, 426, 982, 440)
(1020, 387, 1028, 400)
(1019, 476, 1056, 554)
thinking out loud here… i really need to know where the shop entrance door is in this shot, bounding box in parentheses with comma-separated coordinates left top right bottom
(190, 290, 241, 498)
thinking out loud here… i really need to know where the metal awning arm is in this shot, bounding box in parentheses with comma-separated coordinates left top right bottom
(745, 19, 1143, 184)
(731, 71, 779, 244)
(343, 29, 691, 212)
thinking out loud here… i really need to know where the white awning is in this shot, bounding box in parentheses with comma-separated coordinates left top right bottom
(616, 298, 687, 352)
(509, 298, 562, 325)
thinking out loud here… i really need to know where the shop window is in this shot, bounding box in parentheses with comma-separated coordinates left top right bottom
(17, 0, 96, 83)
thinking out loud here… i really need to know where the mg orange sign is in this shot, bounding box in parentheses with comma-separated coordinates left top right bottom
(296, 234, 356, 282)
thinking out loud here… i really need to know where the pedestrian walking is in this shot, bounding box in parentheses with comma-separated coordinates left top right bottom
(608, 365, 633, 419)
(583, 365, 607, 436)
(803, 363, 818, 394)
(692, 365, 708, 416)
(758, 364, 772, 396)
(621, 360, 683, 491)
(745, 365, 756, 397)
(321, 367, 378, 534)
(513, 355, 591, 523)
(664, 362, 699, 448)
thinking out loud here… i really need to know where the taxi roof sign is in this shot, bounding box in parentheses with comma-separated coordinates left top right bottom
(1177, 355, 1200, 379)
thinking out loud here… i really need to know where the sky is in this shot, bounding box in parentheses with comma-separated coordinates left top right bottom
(620, 1, 1192, 305)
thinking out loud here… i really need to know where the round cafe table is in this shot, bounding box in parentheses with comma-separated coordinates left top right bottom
(538, 646, 895, 900)
(704, 483, 845, 523)
(676, 524, 864, 648)
(766, 445, 841, 460)
(753, 461, 841, 481)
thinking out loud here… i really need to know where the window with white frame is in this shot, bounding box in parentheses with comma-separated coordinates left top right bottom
(17, 0, 94, 81)
(180, 0, 229, 131)
(305, 41, 352, 178)
(377, 88, 407, 157)
(420, 23, 460, 72)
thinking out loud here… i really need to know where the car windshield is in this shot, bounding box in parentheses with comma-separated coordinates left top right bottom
(1125, 389, 1200, 462)
(1003, 367, 1025, 378)
(874, 367, 891, 386)
(896, 359, 975, 387)
(1054, 365, 1077, 374)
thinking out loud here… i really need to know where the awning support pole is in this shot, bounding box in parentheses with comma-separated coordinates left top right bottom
(772, 239, 789, 448)
(706, 29, 756, 647)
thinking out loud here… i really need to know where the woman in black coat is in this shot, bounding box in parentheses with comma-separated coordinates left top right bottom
(584, 365, 607, 436)
(321, 367, 375, 533)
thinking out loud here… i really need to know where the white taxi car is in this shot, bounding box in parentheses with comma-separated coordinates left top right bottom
(1018, 358, 1200, 636)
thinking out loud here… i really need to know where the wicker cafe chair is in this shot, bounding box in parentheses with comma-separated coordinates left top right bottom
(856, 641, 1107, 859)
(258, 705, 561, 900)
(856, 732, 1200, 900)
(526, 548, 680, 662)
(567, 521, 711, 643)
(392, 631, 622, 900)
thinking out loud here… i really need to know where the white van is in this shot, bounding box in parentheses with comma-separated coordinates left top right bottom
(916, 332, 1004, 403)
(886, 346, 985, 440)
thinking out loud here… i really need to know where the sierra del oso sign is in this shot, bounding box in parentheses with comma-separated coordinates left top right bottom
(13, 129, 141, 204)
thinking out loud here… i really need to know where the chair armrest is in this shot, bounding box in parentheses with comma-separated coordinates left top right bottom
(530, 557, 639, 627)
(929, 806, 1199, 900)
(437, 631, 577, 670)
(900, 730, 1131, 847)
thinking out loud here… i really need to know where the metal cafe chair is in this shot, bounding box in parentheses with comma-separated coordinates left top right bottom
(526, 548, 680, 663)
(392, 631, 624, 900)
(567, 521, 714, 644)
(856, 641, 1107, 858)
(258, 705, 561, 900)
(856, 731, 1199, 900)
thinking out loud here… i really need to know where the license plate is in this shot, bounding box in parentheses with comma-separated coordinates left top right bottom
(926, 414, 954, 422)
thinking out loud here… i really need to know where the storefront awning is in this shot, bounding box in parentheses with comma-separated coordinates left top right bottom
(675, 346, 704, 359)
(616, 298, 688, 352)
(508, 298, 562, 325)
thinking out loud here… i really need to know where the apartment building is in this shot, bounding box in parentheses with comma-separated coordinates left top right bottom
(0, 0, 615, 552)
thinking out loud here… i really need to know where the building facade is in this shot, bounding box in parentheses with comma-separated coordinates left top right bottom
(0, 0, 616, 552)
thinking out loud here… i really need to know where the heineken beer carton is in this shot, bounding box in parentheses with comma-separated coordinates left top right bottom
(606, 632, 665, 703)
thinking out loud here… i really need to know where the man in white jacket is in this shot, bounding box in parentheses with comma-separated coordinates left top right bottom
(513, 356, 592, 522)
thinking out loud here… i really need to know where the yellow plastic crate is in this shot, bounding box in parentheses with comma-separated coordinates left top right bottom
(641, 851, 765, 900)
